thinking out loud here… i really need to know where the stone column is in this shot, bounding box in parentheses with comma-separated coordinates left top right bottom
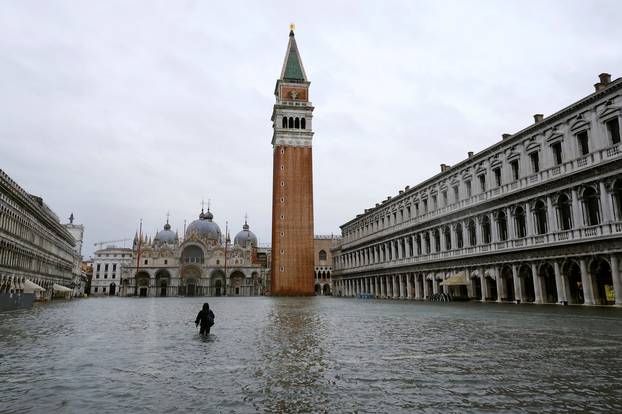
(490, 212, 498, 243)
(506, 207, 515, 239)
(610, 255, 622, 305)
(600, 181, 612, 222)
(406, 273, 412, 299)
(423, 275, 430, 299)
(392, 275, 398, 298)
(512, 264, 523, 303)
(390, 241, 396, 261)
(432, 277, 439, 294)
(415, 274, 423, 300)
(411, 235, 417, 257)
(531, 263, 544, 304)
(547, 196, 557, 233)
(480, 267, 487, 301)
(553, 261, 566, 304)
(571, 188, 582, 228)
(525, 202, 534, 237)
(405, 237, 411, 257)
(496, 271, 503, 303)
(579, 258, 595, 305)
(466, 269, 475, 298)
(450, 225, 457, 250)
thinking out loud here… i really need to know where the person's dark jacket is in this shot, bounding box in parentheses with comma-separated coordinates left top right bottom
(195, 304, 215, 328)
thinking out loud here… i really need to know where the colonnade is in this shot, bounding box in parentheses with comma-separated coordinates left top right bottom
(334, 253, 622, 306)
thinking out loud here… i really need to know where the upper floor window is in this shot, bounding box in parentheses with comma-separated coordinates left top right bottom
(319, 250, 327, 261)
(577, 131, 590, 155)
(510, 160, 520, 181)
(529, 152, 540, 173)
(582, 187, 601, 226)
(551, 142, 563, 165)
(414, 203, 419, 216)
(442, 191, 448, 207)
(432, 195, 437, 210)
(497, 211, 508, 241)
(466, 181, 472, 198)
(557, 193, 573, 230)
(493, 168, 501, 187)
(478, 174, 486, 192)
(515, 206, 527, 238)
(453, 186, 459, 202)
(423, 199, 428, 213)
(282, 117, 287, 128)
(534, 200, 548, 234)
(606, 118, 621, 145)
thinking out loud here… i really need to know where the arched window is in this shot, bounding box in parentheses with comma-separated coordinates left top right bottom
(443, 226, 452, 250)
(423, 232, 430, 254)
(455, 223, 464, 248)
(467, 219, 476, 246)
(416, 234, 422, 255)
(295, 117, 300, 129)
(481, 216, 491, 244)
(288, 117, 294, 128)
(612, 180, 622, 220)
(515, 207, 526, 238)
(534, 200, 548, 235)
(433, 229, 441, 252)
(582, 187, 601, 226)
(319, 250, 327, 261)
(301, 118, 306, 129)
(557, 194, 573, 230)
(282, 117, 287, 128)
(497, 211, 508, 241)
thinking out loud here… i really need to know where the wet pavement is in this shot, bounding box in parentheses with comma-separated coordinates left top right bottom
(1, 297, 622, 413)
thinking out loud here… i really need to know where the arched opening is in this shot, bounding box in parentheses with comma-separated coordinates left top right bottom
(416, 234, 422, 255)
(590, 258, 614, 305)
(433, 229, 441, 252)
(534, 200, 548, 235)
(425, 278, 433, 298)
(282, 117, 287, 128)
(323, 283, 331, 295)
(481, 216, 492, 244)
(181, 266, 201, 296)
(497, 211, 508, 241)
(230, 271, 245, 296)
(456, 223, 464, 248)
(485, 274, 497, 301)
(319, 250, 327, 261)
(500, 266, 515, 302)
(301, 118, 306, 129)
(515, 207, 527, 238)
(443, 226, 452, 250)
(211, 270, 225, 296)
(557, 193, 573, 230)
(156, 269, 170, 297)
(612, 180, 622, 220)
(135, 271, 150, 297)
(288, 117, 294, 128)
(519, 265, 535, 303)
(214, 279, 223, 297)
(423, 232, 430, 254)
(582, 187, 601, 226)
(294, 117, 300, 129)
(467, 220, 476, 246)
(538, 263, 558, 303)
(315, 283, 321, 294)
(562, 261, 584, 304)
(109, 282, 116, 296)
(181, 245, 204, 264)
(472, 275, 482, 300)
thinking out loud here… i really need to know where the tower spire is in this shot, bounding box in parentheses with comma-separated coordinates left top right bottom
(280, 25, 307, 82)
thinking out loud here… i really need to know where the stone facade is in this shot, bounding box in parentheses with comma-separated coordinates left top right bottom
(332, 73, 622, 306)
(119, 212, 270, 297)
(91, 246, 132, 296)
(314, 235, 341, 295)
(0, 168, 76, 302)
(271, 29, 315, 295)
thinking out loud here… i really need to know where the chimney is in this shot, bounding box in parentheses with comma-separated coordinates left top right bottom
(468, 151, 474, 158)
(440, 163, 450, 172)
(599, 73, 611, 85)
(594, 83, 605, 92)
(533, 114, 544, 124)
(502, 133, 512, 140)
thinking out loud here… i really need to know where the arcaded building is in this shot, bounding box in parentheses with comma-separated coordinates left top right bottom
(332, 73, 622, 306)
(314, 235, 341, 295)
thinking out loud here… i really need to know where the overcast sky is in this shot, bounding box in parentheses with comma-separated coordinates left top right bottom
(1, 0, 621, 258)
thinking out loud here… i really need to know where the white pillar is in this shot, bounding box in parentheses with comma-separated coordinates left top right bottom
(496, 272, 503, 303)
(531, 263, 544, 304)
(554, 261, 566, 304)
(423, 275, 430, 299)
(406, 273, 412, 299)
(580, 258, 595, 305)
(512, 264, 523, 303)
(610, 255, 622, 305)
(600, 181, 612, 222)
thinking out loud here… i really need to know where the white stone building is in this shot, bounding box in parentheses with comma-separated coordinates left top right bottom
(91, 246, 132, 296)
(64, 214, 86, 296)
(332, 73, 622, 306)
(119, 210, 270, 297)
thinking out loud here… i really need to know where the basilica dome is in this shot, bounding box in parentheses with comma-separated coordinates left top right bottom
(154, 222, 176, 244)
(186, 209, 222, 241)
(234, 220, 258, 247)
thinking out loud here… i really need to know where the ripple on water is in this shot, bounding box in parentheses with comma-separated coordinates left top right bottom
(1, 298, 622, 413)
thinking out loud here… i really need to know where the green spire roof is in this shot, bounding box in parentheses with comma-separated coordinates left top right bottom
(280, 31, 307, 81)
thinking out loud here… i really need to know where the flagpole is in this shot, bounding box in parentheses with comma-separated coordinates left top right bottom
(224, 221, 228, 296)
(135, 219, 142, 296)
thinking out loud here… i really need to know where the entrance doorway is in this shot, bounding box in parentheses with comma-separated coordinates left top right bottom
(160, 281, 167, 297)
(139, 287, 147, 297)
(109, 283, 116, 296)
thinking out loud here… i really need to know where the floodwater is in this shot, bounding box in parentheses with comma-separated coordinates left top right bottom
(1, 298, 622, 413)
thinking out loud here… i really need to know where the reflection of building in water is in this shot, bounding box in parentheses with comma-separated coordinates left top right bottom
(119, 209, 270, 297)
(332, 73, 622, 306)
(313, 235, 341, 295)
(0, 168, 77, 310)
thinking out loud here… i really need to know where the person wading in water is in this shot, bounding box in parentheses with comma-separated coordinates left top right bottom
(195, 303, 215, 335)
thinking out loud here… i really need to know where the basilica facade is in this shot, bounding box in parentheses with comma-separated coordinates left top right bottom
(119, 208, 270, 297)
(332, 73, 622, 306)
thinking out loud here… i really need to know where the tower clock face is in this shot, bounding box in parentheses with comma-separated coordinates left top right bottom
(281, 86, 307, 102)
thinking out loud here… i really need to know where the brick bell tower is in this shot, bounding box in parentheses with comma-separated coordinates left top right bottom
(270, 26, 315, 296)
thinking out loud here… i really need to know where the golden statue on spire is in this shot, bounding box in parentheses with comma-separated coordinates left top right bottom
(290, 23, 296, 31)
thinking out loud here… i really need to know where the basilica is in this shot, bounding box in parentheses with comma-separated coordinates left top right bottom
(118, 208, 270, 297)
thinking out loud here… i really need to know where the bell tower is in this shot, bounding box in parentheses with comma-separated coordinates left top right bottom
(270, 26, 315, 295)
